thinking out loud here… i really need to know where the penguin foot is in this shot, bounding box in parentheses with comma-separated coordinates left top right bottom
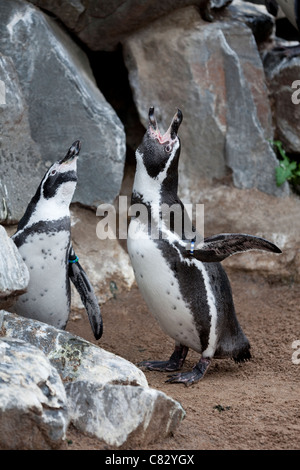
(166, 357, 211, 386)
(139, 344, 189, 372)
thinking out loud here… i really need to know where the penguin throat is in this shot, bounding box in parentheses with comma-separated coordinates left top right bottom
(133, 154, 179, 209)
(30, 197, 71, 226)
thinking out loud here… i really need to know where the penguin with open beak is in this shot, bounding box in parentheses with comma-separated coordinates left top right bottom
(127, 107, 281, 386)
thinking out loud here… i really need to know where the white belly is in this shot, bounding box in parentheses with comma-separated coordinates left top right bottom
(127, 220, 201, 352)
(14, 230, 70, 329)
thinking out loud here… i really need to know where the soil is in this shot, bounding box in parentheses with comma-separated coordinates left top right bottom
(65, 270, 300, 451)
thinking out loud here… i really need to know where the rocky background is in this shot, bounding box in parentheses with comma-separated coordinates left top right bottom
(0, 0, 300, 450)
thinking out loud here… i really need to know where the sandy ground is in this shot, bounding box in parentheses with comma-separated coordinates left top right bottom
(65, 270, 300, 451)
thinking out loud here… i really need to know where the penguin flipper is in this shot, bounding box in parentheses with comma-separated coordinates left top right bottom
(68, 247, 103, 340)
(189, 233, 282, 263)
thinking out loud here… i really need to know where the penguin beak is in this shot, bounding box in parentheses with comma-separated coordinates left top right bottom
(149, 106, 158, 131)
(60, 140, 81, 164)
(148, 107, 182, 143)
(162, 109, 183, 141)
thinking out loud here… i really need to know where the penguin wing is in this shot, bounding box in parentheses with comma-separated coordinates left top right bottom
(68, 246, 103, 340)
(187, 233, 282, 263)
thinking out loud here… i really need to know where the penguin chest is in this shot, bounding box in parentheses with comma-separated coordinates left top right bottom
(14, 230, 71, 329)
(127, 223, 201, 352)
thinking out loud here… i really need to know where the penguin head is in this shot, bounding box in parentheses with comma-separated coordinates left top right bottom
(40, 140, 80, 206)
(136, 107, 183, 181)
(133, 108, 183, 205)
(16, 140, 81, 231)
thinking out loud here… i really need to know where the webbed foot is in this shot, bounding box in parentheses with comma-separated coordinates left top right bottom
(139, 344, 188, 372)
(166, 357, 211, 386)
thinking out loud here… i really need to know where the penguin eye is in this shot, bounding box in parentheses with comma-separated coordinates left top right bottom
(51, 169, 57, 176)
(165, 144, 172, 153)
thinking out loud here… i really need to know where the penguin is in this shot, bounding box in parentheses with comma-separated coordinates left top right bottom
(127, 107, 281, 386)
(12, 140, 103, 340)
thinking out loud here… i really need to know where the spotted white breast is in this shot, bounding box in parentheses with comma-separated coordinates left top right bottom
(128, 218, 202, 352)
(14, 230, 70, 329)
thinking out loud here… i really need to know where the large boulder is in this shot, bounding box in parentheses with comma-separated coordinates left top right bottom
(0, 53, 43, 224)
(28, 0, 233, 51)
(0, 337, 69, 450)
(0, 225, 29, 309)
(0, 311, 185, 448)
(0, 0, 126, 212)
(263, 49, 300, 154)
(123, 5, 289, 199)
(225, 0, 274, 43)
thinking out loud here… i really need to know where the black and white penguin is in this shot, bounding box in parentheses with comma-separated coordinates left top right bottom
(12, 140, 103, 340)
(127, 107, 281, 386)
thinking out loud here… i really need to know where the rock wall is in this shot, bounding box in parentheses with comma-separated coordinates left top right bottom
(263, 48, 300, 154)
(0, 53, 43, 223)
(0, 0, 299, 305)
(0, 0, 126, 222)
(123, 4, 288, 199)
(28, 0, 229, 51)
(1, 0, 297, 222)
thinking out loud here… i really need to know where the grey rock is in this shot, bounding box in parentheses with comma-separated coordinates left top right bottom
(0, 311, 185, 447)
(0, 337, 69, 450)
(123, 6, 289, 199)
(197, 183, 300, 282)
(0, 225, 29, 309)
(0, 311, 147, 386)
(0, 0, 126, 208)
(224, 0, 274, 43)
(28, 0, 232, 52)
(0, 53, 44, 223)
(71, 383, 185, 447)
(263, 48, 300, 154)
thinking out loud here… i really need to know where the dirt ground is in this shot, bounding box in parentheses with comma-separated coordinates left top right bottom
(65, 269, 300, 451)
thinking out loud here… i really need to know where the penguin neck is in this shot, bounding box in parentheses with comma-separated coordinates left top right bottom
(18, 191, 71, 232)
(34, 198, 70, 222)
(132, 152, 180, 208)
